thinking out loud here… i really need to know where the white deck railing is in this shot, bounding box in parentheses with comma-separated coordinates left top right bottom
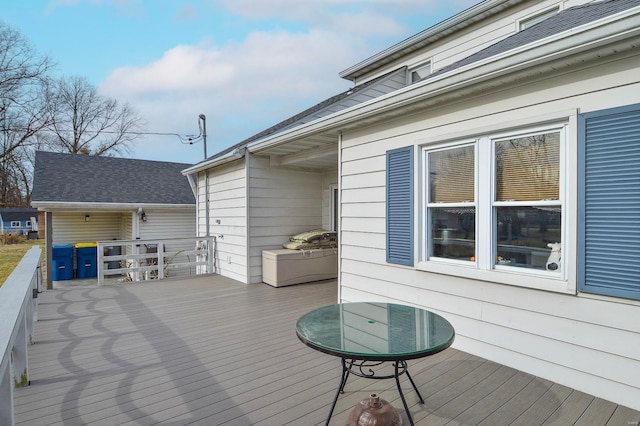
(97, 236, 216, 286)
(0, 246, 41, 426)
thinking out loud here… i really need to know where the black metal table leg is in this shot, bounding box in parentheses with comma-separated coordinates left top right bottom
(394, 361, 415, 426)
(403, 362, 425, 403)
(325, 358, 351, 425)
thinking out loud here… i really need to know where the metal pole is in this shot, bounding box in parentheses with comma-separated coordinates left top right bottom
(199, 114, 207, 159)
(199, 114, 210, 238)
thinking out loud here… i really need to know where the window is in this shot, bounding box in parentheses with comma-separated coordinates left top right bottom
(427, 144, 476, 261)
(519, 7, 559, 30)
(408, 62, 431, 84)
(419, 124, 565, 277)
(493, 131, 562, 270)
(578, 104, 640, 300)
(11, 221, 20, 227)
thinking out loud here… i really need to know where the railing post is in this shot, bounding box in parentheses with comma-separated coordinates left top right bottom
(0, 246, 41, 426)
(97, 242, 104, 287)
(208, 237, 215, 274)
(0, 359, 14, 426)
(157, 243, 165, 279)
(134, 242, 141, 282)
(12, 318, 28, 388)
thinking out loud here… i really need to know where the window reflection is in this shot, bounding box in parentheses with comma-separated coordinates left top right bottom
(431, 208, 476, 261)
(496, 206, 561, 269)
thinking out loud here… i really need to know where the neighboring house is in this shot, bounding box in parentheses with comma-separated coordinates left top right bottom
(0, 208, 38, 235)
(182, 0, 640, 411)
(31, 151, 196, 284)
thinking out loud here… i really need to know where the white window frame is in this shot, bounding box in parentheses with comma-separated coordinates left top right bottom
(423, 141, 478, 265)
(407, 61, 432, 85)
(418, 122, 569, 293)
(11, 221, 20, 227)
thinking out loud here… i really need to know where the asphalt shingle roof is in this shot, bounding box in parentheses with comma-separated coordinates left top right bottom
(31, 151, 195, 205)
(199, 68, 405, 164)
(425, 0, 640, 81)
(0, 208, 39, 222)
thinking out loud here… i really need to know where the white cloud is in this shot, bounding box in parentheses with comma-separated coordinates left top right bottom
(98, 0, 480, 163)
(100, 26, 357, 163)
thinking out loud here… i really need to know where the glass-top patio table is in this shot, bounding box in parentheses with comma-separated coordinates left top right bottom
(296, 302, 455, 426)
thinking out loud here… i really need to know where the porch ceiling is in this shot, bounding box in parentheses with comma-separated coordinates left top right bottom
(252, 132, 338, 170)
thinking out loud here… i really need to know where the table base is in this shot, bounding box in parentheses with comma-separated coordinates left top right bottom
(325, 358, 424, 426)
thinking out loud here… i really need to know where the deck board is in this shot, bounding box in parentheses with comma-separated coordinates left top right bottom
(14, 275, 640, 426)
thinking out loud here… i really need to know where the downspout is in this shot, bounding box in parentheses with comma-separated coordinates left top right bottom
(205, 170, 210, 238)
(337, 132, 343, 303)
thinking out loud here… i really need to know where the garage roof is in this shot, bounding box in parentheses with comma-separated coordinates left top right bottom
(31, 151, 195, 206)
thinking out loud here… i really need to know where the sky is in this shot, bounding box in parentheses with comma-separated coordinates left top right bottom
(1, 0, 478, 165)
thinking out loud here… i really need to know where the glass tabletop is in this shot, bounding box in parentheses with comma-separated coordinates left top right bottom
(296, 302, 455, 361)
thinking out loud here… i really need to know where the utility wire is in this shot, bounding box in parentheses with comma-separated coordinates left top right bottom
(3, 127, 204, 145)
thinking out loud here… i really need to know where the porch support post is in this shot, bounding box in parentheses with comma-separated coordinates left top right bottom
(45, 212, 53, 290)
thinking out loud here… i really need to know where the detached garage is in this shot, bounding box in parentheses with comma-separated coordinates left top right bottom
(31, 151, 196, 287)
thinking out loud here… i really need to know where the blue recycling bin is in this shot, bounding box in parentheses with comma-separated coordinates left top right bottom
(52, 244, 74, 281)
(75, 242, 98, 278)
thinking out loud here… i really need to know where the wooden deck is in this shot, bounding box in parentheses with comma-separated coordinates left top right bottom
(15, 275, 640, 426)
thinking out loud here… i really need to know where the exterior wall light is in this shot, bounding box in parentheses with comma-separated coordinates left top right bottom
(137, 208, 147, 222)
(85, 214, 90, 222)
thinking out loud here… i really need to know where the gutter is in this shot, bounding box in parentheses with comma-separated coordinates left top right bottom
(181, 147, 245, 176)
(31, 202, 196, 211)
(246, 6, 640, 153)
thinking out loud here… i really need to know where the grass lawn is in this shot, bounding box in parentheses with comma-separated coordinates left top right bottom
(0, 237, 45, 287)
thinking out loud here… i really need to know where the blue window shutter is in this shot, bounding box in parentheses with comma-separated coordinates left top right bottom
(578, 103, 640, 300)
(386, 146, 414, 266)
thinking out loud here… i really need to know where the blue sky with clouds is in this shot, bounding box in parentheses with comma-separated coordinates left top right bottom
(2, 0, 477, 164)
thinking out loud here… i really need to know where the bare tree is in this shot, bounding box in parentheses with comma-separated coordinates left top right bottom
(0, 21, 53, 206)
(0, 22, 147, 206)
(45, 75, 146, 156)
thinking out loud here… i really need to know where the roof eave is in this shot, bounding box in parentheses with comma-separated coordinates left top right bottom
(31, 202, 195, 211)
(181, 150, 243, 175)
(339, 0, 525, 81)
(247, 7, 640, 154)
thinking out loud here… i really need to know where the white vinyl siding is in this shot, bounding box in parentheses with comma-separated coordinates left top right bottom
(357, 0, 576, 84)
(202, 160, 247, 283)
(519, 6, 559, 30)
(138, 208, 195, 240)
(247, 156, 324, 284)
(339, 57, 640, 411)
(51, 212, 124, 245)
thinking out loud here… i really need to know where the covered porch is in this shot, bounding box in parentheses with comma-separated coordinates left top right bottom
(15, 276, 640, 425)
